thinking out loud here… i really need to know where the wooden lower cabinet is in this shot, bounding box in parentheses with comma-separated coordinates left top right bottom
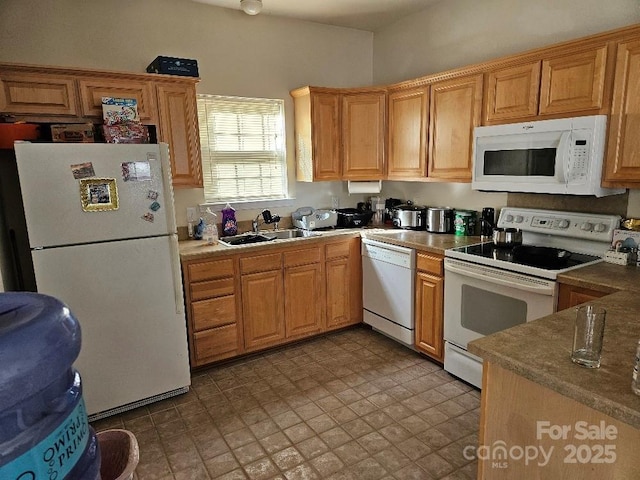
(556, 283, 609, 311)
(284, 247, 323, 339)
(414, 253, 444, 362)
(326, 238, 362, 330)
(242, 269, 285, 351)
(182, 257, 242, 367)
(182, 236, 362, 368)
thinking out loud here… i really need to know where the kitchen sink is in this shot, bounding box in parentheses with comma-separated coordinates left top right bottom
(218, 229, 320, 246)
(263, 229, 318, 240)
(218, 233, 275, 246)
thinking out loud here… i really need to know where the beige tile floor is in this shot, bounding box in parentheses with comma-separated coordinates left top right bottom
(92, 326, 480, 479)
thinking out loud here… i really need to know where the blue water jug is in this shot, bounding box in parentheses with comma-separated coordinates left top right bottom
(0, 292, 101, 480)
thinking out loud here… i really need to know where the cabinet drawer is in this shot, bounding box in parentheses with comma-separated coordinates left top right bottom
(240, 252, 282, 274)
(190, 277, 235, 301)
(417, 253, 443, 276)
(187, 258, 234, 282)
(283, 246, 321, 267)
(78, 78, 156, 120)
(194, 324, 238, 364)
(192, 295, 237, 331)
(325, 241, 351, 260)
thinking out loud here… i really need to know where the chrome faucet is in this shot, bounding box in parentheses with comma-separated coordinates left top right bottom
(252, 209, 281, 233)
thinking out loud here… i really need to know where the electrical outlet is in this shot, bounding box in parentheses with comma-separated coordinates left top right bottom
(332, 196, 340, 209)
(186, 207, 197, 222)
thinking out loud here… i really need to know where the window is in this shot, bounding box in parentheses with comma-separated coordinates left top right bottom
(197, 94, 287, 203)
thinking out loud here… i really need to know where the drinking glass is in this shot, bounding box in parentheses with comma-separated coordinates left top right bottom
(571, 304, 606, 368)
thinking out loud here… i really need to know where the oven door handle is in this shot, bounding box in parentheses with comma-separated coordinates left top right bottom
(445, 261, 555, 296)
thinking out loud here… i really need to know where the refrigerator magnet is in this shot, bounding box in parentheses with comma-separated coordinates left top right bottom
(70, 162, 95, 179)
(121, 161, 151, 182)
(149, 201, 161, 212)
(147, 190, 159, 200)
(80, 178, 119, 212)
(141, 212, 155, 223)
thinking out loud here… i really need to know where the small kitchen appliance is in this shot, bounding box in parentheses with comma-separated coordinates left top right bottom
(392, 202, 427, 230)
(335, 208, 374, 228)
(443, 207, 620, 388)
(384, 198, 403, 224)
(292, 207, 337, 230)
(426, 207, 454, 233)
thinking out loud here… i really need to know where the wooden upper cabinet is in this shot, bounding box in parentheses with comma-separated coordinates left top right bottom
(156, 82, 203, 188)
(539, 45, 608, 116)
(291, 87, 341, 182)
(342, 91, 386, 180)
(387, 86, 429, 179)
(603, 38, 640, 186)
(78, 77, 156, 121)
(484, 61, 541, 123)
(428, 74, 482, 181)
(311, 92, 341, 180)
(0, 71, 78, 116)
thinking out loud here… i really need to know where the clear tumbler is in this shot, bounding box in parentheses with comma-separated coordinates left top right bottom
(571, 304, 606, 368)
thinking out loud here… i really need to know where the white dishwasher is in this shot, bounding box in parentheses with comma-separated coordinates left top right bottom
(362, 238, 416, 347)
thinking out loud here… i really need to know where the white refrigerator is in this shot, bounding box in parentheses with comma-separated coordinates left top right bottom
(8, 142, 191, 420)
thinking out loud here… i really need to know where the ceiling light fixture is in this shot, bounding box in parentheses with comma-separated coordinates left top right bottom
(240, 0, 262, 15)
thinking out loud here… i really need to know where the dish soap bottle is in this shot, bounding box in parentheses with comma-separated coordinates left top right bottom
(221, 203, 238, 236)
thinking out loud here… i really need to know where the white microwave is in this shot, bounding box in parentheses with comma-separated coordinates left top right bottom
(472, 115, 624, 197)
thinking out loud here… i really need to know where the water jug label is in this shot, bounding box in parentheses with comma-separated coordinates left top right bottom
(0, 398, 90, 480)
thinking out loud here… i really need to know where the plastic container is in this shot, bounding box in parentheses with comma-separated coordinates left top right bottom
(454, 210, 477, 236)
(0, 292, 101, 479)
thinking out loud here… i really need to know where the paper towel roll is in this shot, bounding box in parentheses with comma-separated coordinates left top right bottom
(347, 181, 382, 194)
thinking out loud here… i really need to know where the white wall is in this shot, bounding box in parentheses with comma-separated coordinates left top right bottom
(1, 0, 639, 224)
(373, 0, 640, 216)
(0, 0, 374, 225)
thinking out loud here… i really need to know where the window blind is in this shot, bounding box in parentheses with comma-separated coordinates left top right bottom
(197, 94, 287, 202)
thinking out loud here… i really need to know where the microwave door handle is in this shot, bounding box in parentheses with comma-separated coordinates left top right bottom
(557, 131, 571, 183)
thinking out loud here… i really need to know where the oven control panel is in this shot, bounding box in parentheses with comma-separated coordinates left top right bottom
(497, 208, 620, 242)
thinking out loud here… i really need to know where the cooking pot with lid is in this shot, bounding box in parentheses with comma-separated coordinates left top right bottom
(392, 202, 427, 230)
(492, 228, 523, 248)
(426, 207, 454, 233)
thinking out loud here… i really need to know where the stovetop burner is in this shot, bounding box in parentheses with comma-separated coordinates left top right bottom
(452, 242, 601, 270)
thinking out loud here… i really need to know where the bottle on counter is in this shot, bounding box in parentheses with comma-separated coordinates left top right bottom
(632, 339, 640, 396)
(221, 203, 238, 236)
(204, 208, 219, 245)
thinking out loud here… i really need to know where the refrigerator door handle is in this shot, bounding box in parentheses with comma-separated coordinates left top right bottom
(168, 234, 185, 314)
(159, 143, 178, 234)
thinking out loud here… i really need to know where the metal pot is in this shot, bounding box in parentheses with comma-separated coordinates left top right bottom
(426, 207, 454, 233)
(392, 203, 427, 230)
(492, 227, 523, 248)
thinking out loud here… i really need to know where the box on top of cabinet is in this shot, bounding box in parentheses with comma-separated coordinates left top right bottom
(146, 56, 199, 77)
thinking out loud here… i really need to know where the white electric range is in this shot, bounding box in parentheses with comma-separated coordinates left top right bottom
(443, 207, 620, 388)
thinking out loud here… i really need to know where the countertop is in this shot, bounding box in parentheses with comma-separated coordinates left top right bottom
(469, 289, 640, 428)
(557, 261, 640, 293)
(179, 227, 483, 260)
(361, 230, 482, 255)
